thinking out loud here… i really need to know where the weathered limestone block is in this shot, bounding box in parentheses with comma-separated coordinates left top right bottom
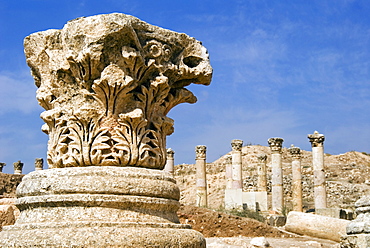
(25, 13, 212, 169)
(341, 195, 370, 247)
(0, 205, 15, 230)
(285, 211, 349, 242)
(0, 13, 212, 247)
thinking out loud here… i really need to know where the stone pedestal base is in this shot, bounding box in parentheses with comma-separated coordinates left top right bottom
(0, 166, 205, 247)
(224, 188, 243, 210)
(242, 191, 268, 212)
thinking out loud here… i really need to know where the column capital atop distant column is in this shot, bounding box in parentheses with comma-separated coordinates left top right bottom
(268, 137, 284, 153)
(257, 154, 267, 162)
(195, 145, 207, 160)
(231, 139, 243, 152)
(308, 131, 325, 147)
(166, 148, 175, 158)
(288, 145, 301, 159)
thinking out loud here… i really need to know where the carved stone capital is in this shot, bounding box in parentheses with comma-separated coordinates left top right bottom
(195, 145, 207, 160)
(257, 154, 267, 162)
(231, 139, 243, 152)
(166, 148, 175, 159)
(35, 158, 44, 170)
(268, 137, 284, 153)
(24, 13, 212, 169)
(308, 131, 325, 147)
(13, 161, 23, 174)
(0, 162, 5, 172)
(288, 145, 301, 159)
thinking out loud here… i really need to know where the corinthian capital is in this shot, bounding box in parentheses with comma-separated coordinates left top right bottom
(288, 145, 301, 159)
(268, 137, 284, 153)
(231, 139, 243, 152)
(195, 145, 207, 160)
(24, 13, 212, 169)
(166, 148, 175, 159)
(308, 131, 325, 147)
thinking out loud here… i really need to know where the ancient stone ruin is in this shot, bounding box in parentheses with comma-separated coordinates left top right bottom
(0, 13, 212, 247)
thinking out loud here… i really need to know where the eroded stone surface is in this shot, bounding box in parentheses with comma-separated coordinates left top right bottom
(24, 13, 212, 169)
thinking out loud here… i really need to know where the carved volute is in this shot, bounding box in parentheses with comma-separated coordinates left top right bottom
(24, 13, 212, 169)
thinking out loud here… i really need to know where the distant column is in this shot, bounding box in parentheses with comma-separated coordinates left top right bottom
(257, 154, 268, 192)
(195, 145, 207, 208)
(224, 155, 233, 190)
(308, 131, 327, 209)
(0, 163, 5, 173)
(231, 139, 243, 190)
(35, 158, 44, 171)
(13, 161, 24, 175)
(289, 145, 303, 212)
(164, 148, 175, 175)
(268, 137, 284, 212)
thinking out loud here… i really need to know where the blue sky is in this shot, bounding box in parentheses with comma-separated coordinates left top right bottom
(0, 0, 369, 174)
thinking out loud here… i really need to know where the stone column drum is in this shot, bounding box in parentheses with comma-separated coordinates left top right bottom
(224, 155, 233, 190)
(34, 158, 44, 171)
(308, 131, 327, 209)
(164, 148, 175, 175)
(288, 145, 303, 212)
(0, 13, 212, 247)
(195, 145, 207, 208)
(268, 137, 284, 213)
(231, 139, 243, 189)
(13, 161, 23, 175)
(257, 154, 267, 192)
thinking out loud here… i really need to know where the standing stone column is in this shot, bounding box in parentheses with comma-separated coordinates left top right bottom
(257, 154, 267, 192)
(308, 131, 327, 209)
(0, 13, 212, 247)
(13, 161, 23, 175)
(34, 158, 44, 171)
(288, 145, 303, 212)
(231, 139, 243, 189)
(268, 137, 284, 212)
(224, 155, 233, 189)
(0, 163, 6, 172)
(195, 145, 207, 208)
(164, 148, 175, 175)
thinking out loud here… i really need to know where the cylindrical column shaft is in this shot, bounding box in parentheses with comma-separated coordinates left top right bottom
(289, 145, 303, 212)
(195, 145, 207, 208)
(257, 154, 267, 192)
(224, 155, 233, 189)
(231, 139, 243, 189)
(268, 137, 284, 213)
(164, 148, 175, 175)
(308, 131, 327, 209)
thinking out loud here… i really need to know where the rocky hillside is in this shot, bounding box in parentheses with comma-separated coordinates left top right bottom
(174, 145, 370, 211)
